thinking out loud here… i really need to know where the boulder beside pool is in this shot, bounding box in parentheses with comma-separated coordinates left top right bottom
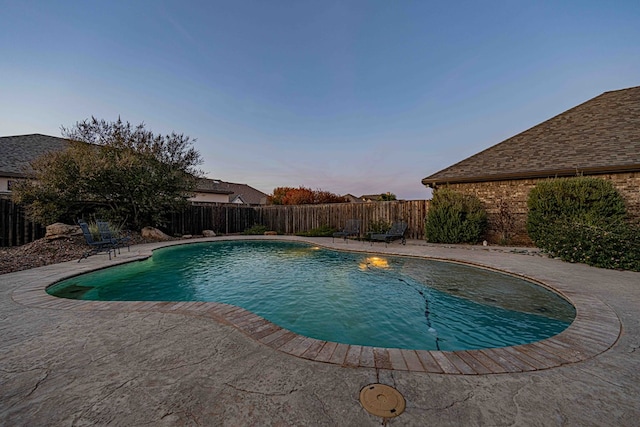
(45, 223, 82, 240)
(141, 226, 171, 241)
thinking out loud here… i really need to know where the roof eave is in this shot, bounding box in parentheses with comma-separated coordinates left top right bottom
(195, 189, 234, 195)
(422, 164, 640, 187)
(0, 171, 30, 178)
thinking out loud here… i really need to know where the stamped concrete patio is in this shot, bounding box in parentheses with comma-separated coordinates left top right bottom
(1, 236, 639, 426)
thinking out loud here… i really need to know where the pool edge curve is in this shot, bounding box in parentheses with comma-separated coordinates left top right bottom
(10, 235, 622, 375)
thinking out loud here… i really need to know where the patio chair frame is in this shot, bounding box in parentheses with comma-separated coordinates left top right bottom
(369, 221, 408, 246)
(77, 220, 115, 262)
(96, 220, 131, 255)
(333, 219, 361, 243)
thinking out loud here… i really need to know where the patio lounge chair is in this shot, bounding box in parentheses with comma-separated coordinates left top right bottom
(370, 221, 408, 246)
(97, 220, 131, 254)
(77, 220, 115, 262)
(333, 219, 361, 243)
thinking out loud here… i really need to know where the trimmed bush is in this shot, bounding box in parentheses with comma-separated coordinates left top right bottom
(527, 176, 639, 271)
(296, 225, 336, 237)
(425, 188, 487, 244)
(368, 220, 391, 234)
(527, 176, 627, 242)
(242, 224, 269, 235)
(536, 219, 640, 270)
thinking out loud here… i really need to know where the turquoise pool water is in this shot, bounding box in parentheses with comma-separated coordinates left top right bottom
(48, 240, 575, 351)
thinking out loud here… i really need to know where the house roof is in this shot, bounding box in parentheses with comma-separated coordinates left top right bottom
(0, 134, 70, 177)
(342, 194, 365, 203)
(422, 86, 640, 187)
(360, 194, 382, 201)
(195, 178, 234, 195)
(196, 178, 268, 205)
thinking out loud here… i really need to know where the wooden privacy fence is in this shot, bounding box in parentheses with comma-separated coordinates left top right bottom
(1, 200, 430, 247)
(166, 204, 257, 236)
(0, 198, 46, 247)
(158, 201, 431, 239)
(254, 200, 430, 240)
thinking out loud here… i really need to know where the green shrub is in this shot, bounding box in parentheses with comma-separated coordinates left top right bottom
(527, 177, 639, 271)
(527, 176, 627, 242)
(536, 219, 640, 271)
(83, 219, 125, 240)
(242, 224, 269, 235)
(86, 221, 101, 241)
(363, 220, 391, 241)
(425, 188, 487, 243)
(296, 225, 336, 237)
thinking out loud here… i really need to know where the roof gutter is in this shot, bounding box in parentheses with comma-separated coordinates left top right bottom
(422, 164, 640, 188)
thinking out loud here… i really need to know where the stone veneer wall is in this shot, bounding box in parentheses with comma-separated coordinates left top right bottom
(441, 172, 640, 246)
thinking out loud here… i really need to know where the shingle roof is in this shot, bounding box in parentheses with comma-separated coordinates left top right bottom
(196, 178, 268, 205)
(0, 134, 70, 177)
(196, 178, 234, 195)
(422, 86, 640, 186)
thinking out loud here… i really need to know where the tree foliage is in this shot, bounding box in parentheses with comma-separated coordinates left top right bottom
(424, 188, 487, 243)
(268, 187, 346, 205)
(12, 117, 202, 229)
(378, 193, 397, 201)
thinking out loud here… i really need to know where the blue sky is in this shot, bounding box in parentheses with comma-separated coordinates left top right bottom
(1, 1, 639, 199)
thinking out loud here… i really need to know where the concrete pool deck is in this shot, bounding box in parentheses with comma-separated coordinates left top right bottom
(1, 236, 639, 425)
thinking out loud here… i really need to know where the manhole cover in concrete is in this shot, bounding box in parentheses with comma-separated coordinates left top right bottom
(359, 383, 406, 418)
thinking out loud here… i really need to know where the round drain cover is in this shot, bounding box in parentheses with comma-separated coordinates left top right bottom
(359, 383, 406, 418)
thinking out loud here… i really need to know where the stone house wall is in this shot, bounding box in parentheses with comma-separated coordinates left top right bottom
(442, 172, 640, 246)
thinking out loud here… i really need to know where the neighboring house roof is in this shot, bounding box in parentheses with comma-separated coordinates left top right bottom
(195, 178, 234, 195)
(422, 86, 640, 187)
(0, 134, 70, 178)
(360, 194, 382, 201)
(343, 194, 364, 203)
(360, 193, 398, 201)
(196, 178, 268, 205)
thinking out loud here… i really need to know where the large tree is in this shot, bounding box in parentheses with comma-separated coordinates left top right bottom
(12, 117, 203, 229)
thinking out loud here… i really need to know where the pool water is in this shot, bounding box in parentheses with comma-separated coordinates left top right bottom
(48, 240, 575, 351)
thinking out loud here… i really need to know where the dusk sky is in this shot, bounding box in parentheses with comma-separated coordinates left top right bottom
(2, 1, 639, 199)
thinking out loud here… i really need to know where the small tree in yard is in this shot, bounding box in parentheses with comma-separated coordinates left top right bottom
(12, 117, 203, 229)
(495, 198, 516, 245)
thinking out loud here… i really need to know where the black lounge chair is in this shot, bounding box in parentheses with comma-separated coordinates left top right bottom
(333, 219, 361, 243)
(97, 220, 131, 254)
(77, 220, 115, 261)
(370, 221, 408, 246)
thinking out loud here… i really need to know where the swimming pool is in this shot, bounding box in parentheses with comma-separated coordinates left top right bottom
(47, 240, 575, 351)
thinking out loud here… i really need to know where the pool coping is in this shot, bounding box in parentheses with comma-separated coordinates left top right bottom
(10, 235, 621, 375)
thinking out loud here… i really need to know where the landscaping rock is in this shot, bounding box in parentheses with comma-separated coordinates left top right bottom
(264, 231, 277, 236)
(141, 227, 171, 241)
(45, 223, 82, 240)
(202, 230, 216, 237)
(182, 234, 193, 239)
